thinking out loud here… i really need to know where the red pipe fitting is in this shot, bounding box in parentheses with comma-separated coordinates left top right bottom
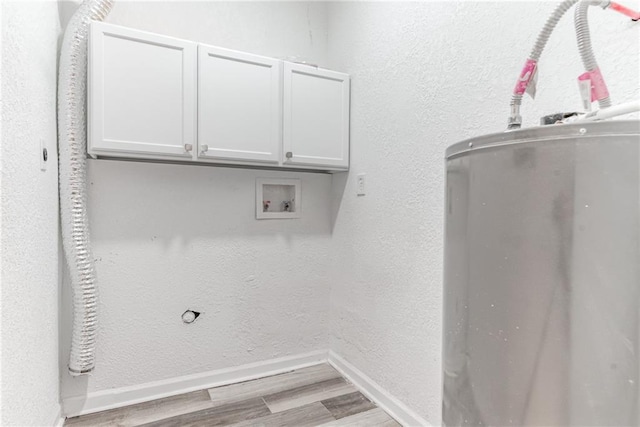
(609, 1, 640, 20)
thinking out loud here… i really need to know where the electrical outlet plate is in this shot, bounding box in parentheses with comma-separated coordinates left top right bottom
(357, 173, 366, 196)
(40, 138, 48, 171)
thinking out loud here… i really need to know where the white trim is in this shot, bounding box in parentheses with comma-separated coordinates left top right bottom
(328, 351, 431, 427)
(51, 406, 65, 427)
(63, 350, 328, 418)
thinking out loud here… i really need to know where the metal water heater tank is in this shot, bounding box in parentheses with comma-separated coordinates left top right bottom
(443, 120, 640, 426)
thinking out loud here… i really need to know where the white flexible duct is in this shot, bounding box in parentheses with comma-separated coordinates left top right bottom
(58, 0, 114, 376)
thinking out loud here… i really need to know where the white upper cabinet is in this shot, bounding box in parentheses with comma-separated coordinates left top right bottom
(88, 23, 350, 171)
(283, 63, 350, 169)
(198, 45, 281, 164)
(89, 22, 197, 160)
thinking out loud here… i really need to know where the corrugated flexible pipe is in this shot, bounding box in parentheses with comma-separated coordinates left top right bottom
(58, 0, 114, 376)
(508, 0, 579, 129)
(575, 0, 613, 109)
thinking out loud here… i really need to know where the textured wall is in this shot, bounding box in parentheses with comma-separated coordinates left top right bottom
(61, 1, 333, 401)
(91, 1, 328, 66)
(0, 1, 62, 425)
(326, 1, 640, 424)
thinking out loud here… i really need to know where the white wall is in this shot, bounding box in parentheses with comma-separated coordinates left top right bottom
(0, 1, 62, 425)
(93, 0, 328, 66)
(326, 1, 640, 424)
(61, 1, 334, 402)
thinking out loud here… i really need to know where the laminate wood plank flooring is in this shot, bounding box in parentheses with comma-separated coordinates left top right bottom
(139, 397, 270, 427)
(64, 391, 215, 427)
(262, 377, 356, 413)
(229, 402, 335, 427)
(207, 364, 341, 407)
(65, 364, 401, 427)
(316, 408, 400, 427)
(321, 391, 377, 420)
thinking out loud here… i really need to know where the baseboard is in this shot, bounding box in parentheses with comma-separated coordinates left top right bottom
(63, 349, 329, 418)
(328, 351, 431, 427)
(51, 405, 65, 427)
(63, 349, 431, 426)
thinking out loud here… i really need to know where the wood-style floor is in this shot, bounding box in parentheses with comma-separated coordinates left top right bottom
(64, 364, 401, 427)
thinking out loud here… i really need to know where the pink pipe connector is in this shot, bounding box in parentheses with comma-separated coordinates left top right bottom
(513, 59, 538, 96)
(609, 1, 640, 20)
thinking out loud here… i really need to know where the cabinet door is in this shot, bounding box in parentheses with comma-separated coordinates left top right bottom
(283, 63, 350, 169)
(89, 22, 197, 160)
(198, 45, 281, 163)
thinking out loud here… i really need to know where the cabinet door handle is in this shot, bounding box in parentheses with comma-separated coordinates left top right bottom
(285, 151, 293, 159)
(200, 144, 209, 154)
(184, 143, 193, 152)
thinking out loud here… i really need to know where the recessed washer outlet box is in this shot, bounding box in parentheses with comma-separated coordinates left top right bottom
(256, 178, 301, 219)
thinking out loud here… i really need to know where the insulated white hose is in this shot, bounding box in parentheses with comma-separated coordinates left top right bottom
(508, 0, 579, 129)
(58, 0, 114, 376)
(507, 0, 624, 129)
(575, 0, 613, 109)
